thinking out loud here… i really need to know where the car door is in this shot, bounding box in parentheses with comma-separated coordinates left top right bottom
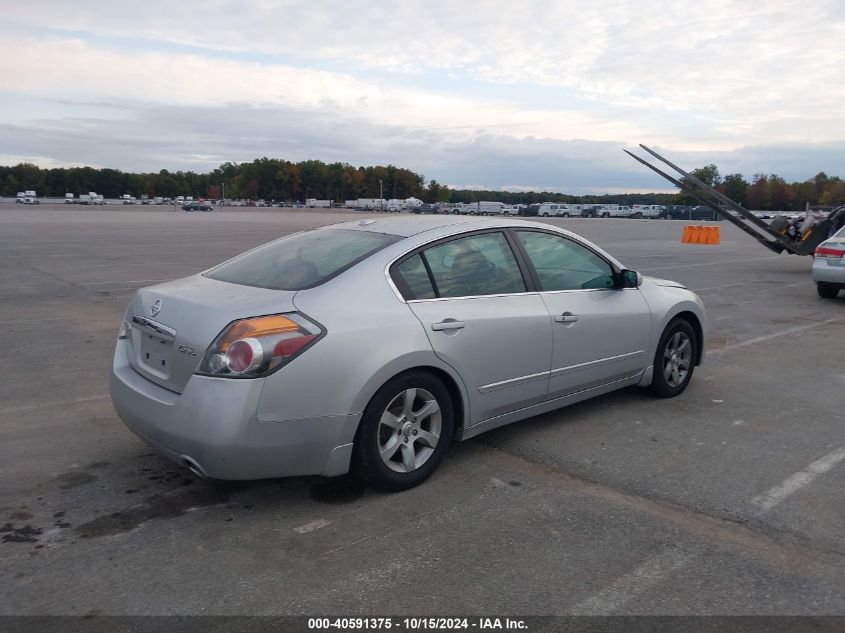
(391, 230, 552, 424)
(512, 229, 652, 400)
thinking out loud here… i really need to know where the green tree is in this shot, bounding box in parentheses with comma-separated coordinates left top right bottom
(721, 173, 748, 204)
(675, 164, 721, 204)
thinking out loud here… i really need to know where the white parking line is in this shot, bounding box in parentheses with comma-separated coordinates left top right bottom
(642, 254, 780, 272)
(0, 317, 65, 325)
(570, 547, 696, 615)
(79, 279, 168, 286)
(709, 318, 839, 354)
(751, 447, 845, 512)
(294, 519, 331, 534)
(693, 280, 757, 292)
(0, 394, 109, 415)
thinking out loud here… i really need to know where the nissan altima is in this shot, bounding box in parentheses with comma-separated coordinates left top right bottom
(110, 216, 706, 490)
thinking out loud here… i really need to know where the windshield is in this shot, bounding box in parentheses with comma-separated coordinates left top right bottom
(205, 228, 402, 290)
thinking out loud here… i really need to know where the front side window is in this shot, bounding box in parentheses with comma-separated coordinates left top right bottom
(516, 231, 615, 291)
(421, 232, 526, 298)
(206, 229, 402, 290)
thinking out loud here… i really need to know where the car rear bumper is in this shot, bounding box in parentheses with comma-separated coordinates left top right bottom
(109, 341, 360, 479)
(812, 259, 845, 285)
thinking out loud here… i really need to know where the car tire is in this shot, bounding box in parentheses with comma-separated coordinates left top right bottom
(503, 211, 510, 216)
(602, 212, 610, 218)
(352, 371, 454, 491)
(817, 283, 840, 299)
(649, 318, 697, 398)
(542, 212, 549, 217)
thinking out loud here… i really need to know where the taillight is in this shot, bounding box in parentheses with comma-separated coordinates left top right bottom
(117, 307, 130, 340)
(226, 338, 263, 373)
(198, 313, 323, 378)
(815, 246, 845, 259)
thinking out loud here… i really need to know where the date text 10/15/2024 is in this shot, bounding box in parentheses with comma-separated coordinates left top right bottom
(308, 618, 528, 630)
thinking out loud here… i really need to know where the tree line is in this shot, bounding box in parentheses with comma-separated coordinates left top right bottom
(679, 164, 845, 210)
(1, 158, 843, 210)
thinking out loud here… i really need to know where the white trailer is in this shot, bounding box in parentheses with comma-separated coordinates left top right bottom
(469, 201, 506, 215)
(306, 198, 332, 208)
(385, 199, 404, 212)
(355, 198, 385, 210)
(80, 192, 104, 205)
(404, 197, 423, 211)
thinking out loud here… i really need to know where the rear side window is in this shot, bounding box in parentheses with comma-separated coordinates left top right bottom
(394, 254, 437, 300)
(421, 232, 526, 298)
(205, 229, 402, 290)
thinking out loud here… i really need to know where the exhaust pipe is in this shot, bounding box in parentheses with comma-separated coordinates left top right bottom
(180, 456, 207, 478)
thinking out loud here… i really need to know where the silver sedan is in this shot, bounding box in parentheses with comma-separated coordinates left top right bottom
(110, 216, 706, 490)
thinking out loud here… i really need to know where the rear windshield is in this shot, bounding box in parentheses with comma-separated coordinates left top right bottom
(205, 229, 402, 290)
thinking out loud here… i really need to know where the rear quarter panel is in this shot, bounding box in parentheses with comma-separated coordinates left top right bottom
(255, 253, 471, 432)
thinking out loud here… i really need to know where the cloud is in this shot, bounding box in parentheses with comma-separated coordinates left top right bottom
(2, 101, 843, 194)
(5, 1, 845, 137)
(1, 1, 844, 189)
(0, 35, 651, 144)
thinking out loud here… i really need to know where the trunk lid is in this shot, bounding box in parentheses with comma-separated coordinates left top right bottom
(125, 275, 297, 393)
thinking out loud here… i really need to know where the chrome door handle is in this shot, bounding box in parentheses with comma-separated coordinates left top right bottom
(554, 312, 580, 323)
(431, 320, 465, 331)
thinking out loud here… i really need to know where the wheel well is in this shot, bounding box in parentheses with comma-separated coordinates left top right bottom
(673, 311, 704, 365)
(380, 366, 466, 436)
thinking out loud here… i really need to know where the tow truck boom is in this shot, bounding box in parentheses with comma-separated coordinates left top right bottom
(625, 144, 845, 256)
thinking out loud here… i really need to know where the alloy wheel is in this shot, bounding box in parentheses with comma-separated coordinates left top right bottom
(663, 332, 692, 388)
(377, 388, 442, 473)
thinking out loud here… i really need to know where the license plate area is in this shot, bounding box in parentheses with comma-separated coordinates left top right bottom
(130, 316, 177, 380)
(139, 332, 173, 378)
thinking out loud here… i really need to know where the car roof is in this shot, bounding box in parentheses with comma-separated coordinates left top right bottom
(326, 215, 561, 238)
(316, 215, 627, 277)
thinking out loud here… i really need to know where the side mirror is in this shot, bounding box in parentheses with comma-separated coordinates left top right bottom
(620, 269, 642, 288)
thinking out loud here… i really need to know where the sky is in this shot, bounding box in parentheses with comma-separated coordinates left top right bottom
(1, 0, 844, 194)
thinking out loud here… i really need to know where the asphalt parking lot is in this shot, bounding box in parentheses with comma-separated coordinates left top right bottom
(1, 204, 843, 615)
